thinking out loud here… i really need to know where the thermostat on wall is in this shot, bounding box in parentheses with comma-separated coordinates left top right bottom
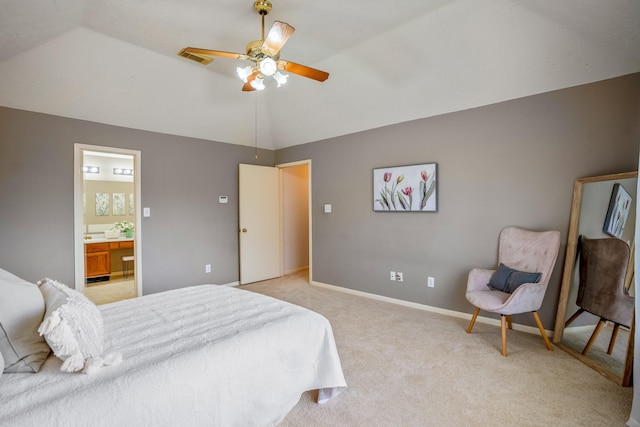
(219, 196, 229, 204)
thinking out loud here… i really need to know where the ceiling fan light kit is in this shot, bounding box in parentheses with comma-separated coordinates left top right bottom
(273, 71, 288, 87)
(179, 0, 329, 92)
(251, 76, 265, 90)
(259, 57, 277, 76)
(237, 65, 254, 82)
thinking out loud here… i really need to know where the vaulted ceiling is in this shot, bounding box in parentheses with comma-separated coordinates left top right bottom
(1, 0, 639, 149)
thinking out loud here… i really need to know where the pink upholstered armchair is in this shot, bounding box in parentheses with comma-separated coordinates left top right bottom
(465, 226, 561, 356)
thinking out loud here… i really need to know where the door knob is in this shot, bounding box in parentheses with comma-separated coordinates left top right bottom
(241, 228, 247, 233)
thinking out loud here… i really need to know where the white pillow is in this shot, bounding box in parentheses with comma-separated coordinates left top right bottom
(0, 268, 50, 373)
(37, 278, 121, 374)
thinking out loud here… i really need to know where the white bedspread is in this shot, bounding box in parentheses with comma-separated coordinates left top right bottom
(0, 285, 346, 426)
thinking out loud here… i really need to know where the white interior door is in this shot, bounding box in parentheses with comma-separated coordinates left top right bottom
(239, 163, 281, 284)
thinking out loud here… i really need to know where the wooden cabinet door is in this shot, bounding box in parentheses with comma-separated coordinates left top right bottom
(85, 251, 110, 277)
(85, 243, 111, 278)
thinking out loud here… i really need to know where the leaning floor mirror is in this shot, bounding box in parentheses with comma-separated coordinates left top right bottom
(553, 171, 637, 386)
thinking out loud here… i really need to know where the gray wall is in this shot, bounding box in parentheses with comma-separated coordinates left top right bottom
(1, 74, 638, 329)
(275, 73, 640, 329)
(0, 107, 274, 293)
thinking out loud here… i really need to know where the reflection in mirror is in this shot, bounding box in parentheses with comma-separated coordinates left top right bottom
(553, 172, 637, 386)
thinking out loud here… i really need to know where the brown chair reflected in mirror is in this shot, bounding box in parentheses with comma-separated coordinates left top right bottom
(564, 236, 634, 356)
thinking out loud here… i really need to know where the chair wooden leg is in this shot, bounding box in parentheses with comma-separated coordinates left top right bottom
(501, 315, 507, 357)
(607, 323, 621, 355)
(564, 308, 585, 327)
(506, 315, 513, 330)
(582, 319, 605, 355)
(532, 311, 553, 351)
(467, 307, 480, 333)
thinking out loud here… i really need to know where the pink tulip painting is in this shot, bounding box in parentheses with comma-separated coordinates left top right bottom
(374, 163, 437, 212)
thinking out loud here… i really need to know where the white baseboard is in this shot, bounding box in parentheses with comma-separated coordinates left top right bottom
(221, 281, 240, 287)
(310, 280, 554, 337)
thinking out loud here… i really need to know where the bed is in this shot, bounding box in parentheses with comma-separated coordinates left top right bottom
(0, 279, 347, 426)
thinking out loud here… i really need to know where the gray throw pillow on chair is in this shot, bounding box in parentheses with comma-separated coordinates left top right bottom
(487, 263, 541, 293)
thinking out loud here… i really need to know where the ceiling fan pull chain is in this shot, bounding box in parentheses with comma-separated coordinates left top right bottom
(254, 94, 259, 159)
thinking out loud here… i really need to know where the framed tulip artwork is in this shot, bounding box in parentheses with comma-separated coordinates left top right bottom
(373, 163, 437, 212)
(603, 183, 632, 238)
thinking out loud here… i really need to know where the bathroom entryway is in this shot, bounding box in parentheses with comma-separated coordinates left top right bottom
(74, 144, 142, 301)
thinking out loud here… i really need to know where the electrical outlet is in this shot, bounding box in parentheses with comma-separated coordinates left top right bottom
(397, 272, 403, 282)
(390, 271, 396, 281)
(205, 264, 211, 273)
(428, 276, 435, 288)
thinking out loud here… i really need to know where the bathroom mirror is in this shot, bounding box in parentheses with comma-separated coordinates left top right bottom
(553, 171, 637, 386)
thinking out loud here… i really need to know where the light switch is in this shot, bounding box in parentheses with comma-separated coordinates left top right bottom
(143, 207, 151, 217)
(324, 204, 332, 213)
(219, 196, 229, 204)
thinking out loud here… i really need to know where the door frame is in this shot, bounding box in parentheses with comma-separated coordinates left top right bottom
(73, 143, 142, 296)
(276, 159, 312, 281)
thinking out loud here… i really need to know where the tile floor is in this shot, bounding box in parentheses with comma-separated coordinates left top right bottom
(84, 276, 137, 305)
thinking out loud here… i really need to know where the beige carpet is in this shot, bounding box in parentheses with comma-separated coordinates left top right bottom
(242, 271, 633, 427)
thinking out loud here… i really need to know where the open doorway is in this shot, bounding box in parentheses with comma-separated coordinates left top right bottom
(74, 144, 142, 304)
(279, 160, 311, 282)
(238, 160, 311, 285)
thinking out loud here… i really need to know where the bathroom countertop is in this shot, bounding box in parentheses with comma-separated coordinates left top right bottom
(83, 235, 134, 244)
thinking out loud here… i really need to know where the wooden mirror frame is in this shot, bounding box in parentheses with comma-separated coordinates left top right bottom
(553, 171, 637, 386)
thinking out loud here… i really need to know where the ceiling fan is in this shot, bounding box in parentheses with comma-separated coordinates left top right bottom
(178, 0, 329, 92)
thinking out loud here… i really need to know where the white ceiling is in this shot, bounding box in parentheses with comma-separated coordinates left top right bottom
(1, 0, 639, 150)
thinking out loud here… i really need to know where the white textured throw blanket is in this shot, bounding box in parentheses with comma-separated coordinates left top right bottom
(0, 285, 346, 426)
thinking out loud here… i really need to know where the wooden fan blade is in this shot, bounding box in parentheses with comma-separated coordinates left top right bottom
(182, 47, 245, 60)
(262, 21, 295, 56)
(280, 60, 329, 82)
(242, 72, 258, 92)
